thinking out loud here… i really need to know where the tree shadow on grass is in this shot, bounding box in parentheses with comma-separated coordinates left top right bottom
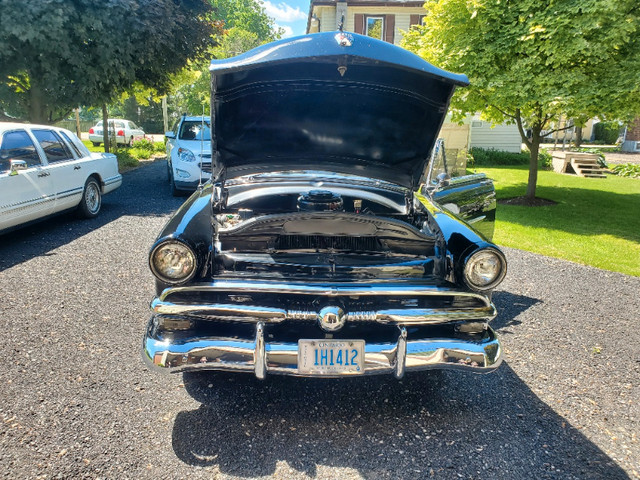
(0, 160, 184, 271)
(172, 365, 628, 479)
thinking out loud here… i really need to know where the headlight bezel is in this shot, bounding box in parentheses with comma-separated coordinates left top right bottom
(149, 239, 198, 285)
(462, 247, 507, 292)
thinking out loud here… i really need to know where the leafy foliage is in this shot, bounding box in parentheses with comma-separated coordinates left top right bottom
(593, 121, 622, 145)
(114, 150, 139, 170)
(131, 138, 165, 154)
(402, 0, 640, 200)
(0, 0, 216, 123)
(611, 163, 640, 178)
(469, 148, 551, 168)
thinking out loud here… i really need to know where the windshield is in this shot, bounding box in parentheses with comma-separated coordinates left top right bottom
(179, 120, 211, 141)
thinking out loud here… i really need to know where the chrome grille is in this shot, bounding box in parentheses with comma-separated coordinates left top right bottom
(275, 235, 380, 251)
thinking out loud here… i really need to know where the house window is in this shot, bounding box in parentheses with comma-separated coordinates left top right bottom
(365, 17, 384, 40)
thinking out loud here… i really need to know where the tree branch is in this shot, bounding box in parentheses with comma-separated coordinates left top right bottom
(514, 108, 532, 150)
(545, 123, 576, 136)
(50, 109, 73, 125)
(486, 101, 517, 120)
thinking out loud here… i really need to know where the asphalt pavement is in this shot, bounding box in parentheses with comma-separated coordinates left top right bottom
(0, 159, 638, 479)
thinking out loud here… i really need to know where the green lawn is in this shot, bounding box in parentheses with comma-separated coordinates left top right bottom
(83, 140, 104, 153)
(82, 140, 142, 170)
(472, 166, 640, 277)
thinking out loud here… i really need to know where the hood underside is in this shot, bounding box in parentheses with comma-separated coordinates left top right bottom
(209, 32, 469, 189)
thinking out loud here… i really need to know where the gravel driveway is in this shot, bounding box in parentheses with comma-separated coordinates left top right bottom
(1, 160, 638, 479)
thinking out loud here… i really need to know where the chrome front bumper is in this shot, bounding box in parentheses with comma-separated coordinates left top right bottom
(142, 280, 502, 378)
(142, 321, 502, 378)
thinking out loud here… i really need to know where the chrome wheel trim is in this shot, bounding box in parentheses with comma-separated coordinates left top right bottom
(85, 182, 101, 214)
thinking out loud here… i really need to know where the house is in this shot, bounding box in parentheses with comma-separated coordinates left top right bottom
(306, 0, 524, 154)
(621, 118, 640, 152)
(307, 0, 425, 45)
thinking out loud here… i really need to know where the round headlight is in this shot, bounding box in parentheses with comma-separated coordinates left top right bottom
(150, 241, 197, 284)
(178, 148, 196, 162)
(463, 248, 506, 291)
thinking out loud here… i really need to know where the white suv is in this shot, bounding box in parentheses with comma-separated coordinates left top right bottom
(88, 119, 145, 147)
(165, 116, 211, 196)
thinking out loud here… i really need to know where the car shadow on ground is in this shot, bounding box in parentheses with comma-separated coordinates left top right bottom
(172, 365, 627, 479)
(0, 160, 183, 272)
(491, 290, 542, 331)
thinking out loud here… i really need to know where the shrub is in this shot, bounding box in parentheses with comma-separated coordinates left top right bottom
(153, 141, 165, 153)
(593, 122, 621, 145)
(611, 163, 640, 178)
(131, 138, 155, 152)
(115, 151, 139, 170)
(129, 147, 151, 159)
(469, 147, 551, 168)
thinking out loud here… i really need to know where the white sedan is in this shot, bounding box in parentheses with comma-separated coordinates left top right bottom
(88, 119, 145, 147)
(0, 123, 122, 234)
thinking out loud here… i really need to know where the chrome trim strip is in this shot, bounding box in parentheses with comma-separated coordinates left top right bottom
(1, 195, 55, 210)
(395, 327, 407, 379)
(104, 174, 122, 186)
(254, 322, 266, 380)
(142, 324, 502, 376)
(160, 281, 491, 303)
(151, 301, 288, 320)
(150, 301, 497, 325)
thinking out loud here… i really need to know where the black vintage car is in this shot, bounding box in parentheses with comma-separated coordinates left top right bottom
(142, 32, 506, 378)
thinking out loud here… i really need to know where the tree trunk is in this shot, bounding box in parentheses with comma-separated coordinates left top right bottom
(526, 127, 541, 201)
(574, 125, 583, 148)
(102, 104, 109, 153)
(75, 108, 81, 137)
(28, 77, 47, 124)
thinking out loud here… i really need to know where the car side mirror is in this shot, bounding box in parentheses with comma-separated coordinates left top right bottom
(9, 159, 27, 176)
(165, 131, 176, 139)
(436, 172, 451, 188)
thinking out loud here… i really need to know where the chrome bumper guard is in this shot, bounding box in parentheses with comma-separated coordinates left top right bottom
(142, 321, 502, 377)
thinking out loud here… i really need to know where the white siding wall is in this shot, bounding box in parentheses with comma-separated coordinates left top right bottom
(469, 120, 522, 153)
(316, 7, 423, 44)
(319, 7, 337, 32)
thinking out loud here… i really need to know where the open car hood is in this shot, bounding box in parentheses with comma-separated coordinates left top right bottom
(209, 32, 468, 190)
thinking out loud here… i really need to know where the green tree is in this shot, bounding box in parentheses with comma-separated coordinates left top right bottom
(169, 0, 282, 117)
(402, 0, 640, 201)
(211, 0, 280, 40)
(0, 0, 215, 124)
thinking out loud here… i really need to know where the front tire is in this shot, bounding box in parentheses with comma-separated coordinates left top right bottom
(78, 177, 102, 218)
(169, 169, 180, 197)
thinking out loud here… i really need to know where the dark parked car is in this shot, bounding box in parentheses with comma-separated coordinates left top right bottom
(142, 32, 506, 379)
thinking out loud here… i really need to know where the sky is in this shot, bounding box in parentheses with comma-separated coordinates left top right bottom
(260, 0, 310, 38)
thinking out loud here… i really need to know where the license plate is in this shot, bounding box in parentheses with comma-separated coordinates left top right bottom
(298, 339, 365, 375)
